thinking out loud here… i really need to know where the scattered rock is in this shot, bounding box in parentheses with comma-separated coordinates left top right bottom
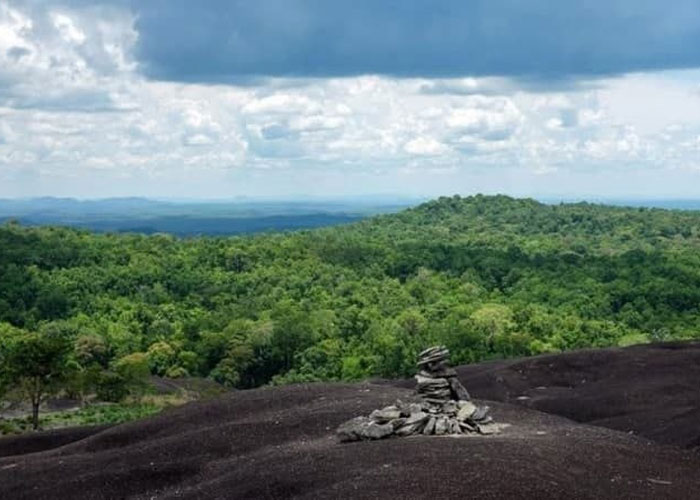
(459, 420, 477, 433)
(647, 478, 673, 486)
(434, 416, 447, 435)
(337, 417, 395, 442)
(390, 418, 406, 430)
(471, 405, 490, 422)
(477, 423, 499, 435)
(405, 411, 429, 425)
(396, 421, 425, 436)
(456, 402, 477, 421)
(337, 346, 499, 441)
(423, 417, 436, 435)
(370, 407, 402, 422)
(449, 377, 471, 401)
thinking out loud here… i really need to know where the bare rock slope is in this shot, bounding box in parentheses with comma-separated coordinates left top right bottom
(1, 342, 699, 499)
(444, 341, 700, 450)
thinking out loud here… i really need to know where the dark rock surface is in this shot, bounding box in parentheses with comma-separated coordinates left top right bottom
(401, 341, 700, 451)
(1, 341, 699, 499)
(0, 425, 110, 458)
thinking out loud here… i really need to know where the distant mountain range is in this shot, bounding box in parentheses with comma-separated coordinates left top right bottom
(0, 197, 419, 236)
(1, 196, 698, 236)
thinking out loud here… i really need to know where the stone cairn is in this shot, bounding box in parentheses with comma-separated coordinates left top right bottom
(337, 346, 496, 442)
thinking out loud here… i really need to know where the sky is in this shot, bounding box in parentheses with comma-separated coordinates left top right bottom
(2, 0, 700, 200)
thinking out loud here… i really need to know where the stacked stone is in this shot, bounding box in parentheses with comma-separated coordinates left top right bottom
(337, 346, 497, 442)
(415, 346, 471, 403)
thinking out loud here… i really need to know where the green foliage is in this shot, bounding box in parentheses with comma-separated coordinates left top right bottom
(0, 327, 73, 429)
(51, 403, 162, 426)
(146, 341, 177, 376)
(74, 334, 109, 367)
(113, 352, 150, 394)
(617, 332, 650, 347)
(114, 352, 150, 380)
(95, 371, 130, 402)
(1, 195, 700, 395)
(1, 402, 165, 434)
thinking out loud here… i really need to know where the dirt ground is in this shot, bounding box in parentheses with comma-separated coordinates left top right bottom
(1, 341, 699, 499)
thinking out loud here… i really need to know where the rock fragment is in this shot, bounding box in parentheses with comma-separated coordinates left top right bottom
(337, 346, 500, 441)
(337, 417, 394, 442)
(449, 377, 471, 401)
(434, 416, 447, 435)
(423, 417, 436, 435)
(370, 407, 402, 422)
(456, 401, 477, 421)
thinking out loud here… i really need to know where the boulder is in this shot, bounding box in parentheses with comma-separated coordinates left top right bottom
(389, 418, 406, 429)
(448, 377, 471, 401)
(370, 407, 402, 422)
(434, 417, 448, 435)
(423, 416, 436, 435)
(471, 405, 491, 422)
(459, 420, 477, 433)
(405, 411, 429, 426)
(415, 375, 450, 388)
(337, 417, 394, 442)
(478, 423, 499, 435)
(456, 402, 477, 421)
(441, 401, 458, 415)
(395, 421, 425, 436)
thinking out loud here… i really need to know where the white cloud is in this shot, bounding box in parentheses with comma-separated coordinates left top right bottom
(51, 12, 86, 44)
(1, 2, 700, 198)
(404, 137, 448, 156)
(445, 96, 523, 142)
(242, 94, 320, 115)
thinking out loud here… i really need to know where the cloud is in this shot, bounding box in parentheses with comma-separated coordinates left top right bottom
(418, 77, 600, 96)
(2, 88, 132, 113)
(132, 0, 700, 83)
(0, 1, 138, 112)
(6, 46, 30, 61)
(419, 78, 512, 96)
(445, 97, 523, 144)
(546, 109, 579, 130)
(2, 1, 700, 199)
(182, 133, 216, 146)
(404, 137, 448, 156)
(242, 94, 320, 115)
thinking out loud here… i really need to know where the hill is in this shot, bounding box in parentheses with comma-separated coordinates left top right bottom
(399, 340, 700, 450)
(0, 197, 412, 236)
(1, 342, 699, 499)
(1, 194, 700, 393)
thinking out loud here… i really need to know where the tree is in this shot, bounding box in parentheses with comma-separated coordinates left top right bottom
(146, 341, 176, 376)
(111, 352, 151, 399)
(270, 301, 314, 373)
(69, 333, 110, 404)
(74, 333, 109, 367)
(0, 329, 72, 430)
(2, 196, 700, 394)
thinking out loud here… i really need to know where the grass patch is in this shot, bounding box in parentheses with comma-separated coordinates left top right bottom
(0, 393, 196, 435)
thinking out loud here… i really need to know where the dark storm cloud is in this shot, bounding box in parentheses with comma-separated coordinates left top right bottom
(129, 0, 700, 82)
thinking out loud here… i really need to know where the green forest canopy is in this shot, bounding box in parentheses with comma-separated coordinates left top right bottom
(1, 194, 699, 389)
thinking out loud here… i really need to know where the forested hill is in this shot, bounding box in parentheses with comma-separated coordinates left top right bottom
(1, 195, 699, 390)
